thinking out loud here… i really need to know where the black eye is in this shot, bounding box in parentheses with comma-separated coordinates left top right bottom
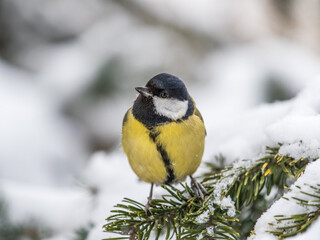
(160, 91, 169, 98)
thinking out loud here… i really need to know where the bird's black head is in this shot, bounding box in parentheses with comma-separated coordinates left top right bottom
(132, 73, 194, 128)
(145, 73, 189, 101)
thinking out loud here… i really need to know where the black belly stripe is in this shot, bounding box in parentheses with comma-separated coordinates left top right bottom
(149, 131, 175, 184)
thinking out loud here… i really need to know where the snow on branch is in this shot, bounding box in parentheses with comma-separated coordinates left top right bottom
(103, 146, 313, 239)
(249, 159, 320, 240)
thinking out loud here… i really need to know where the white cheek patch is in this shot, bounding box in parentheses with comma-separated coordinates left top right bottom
(153, 96, 189, 120)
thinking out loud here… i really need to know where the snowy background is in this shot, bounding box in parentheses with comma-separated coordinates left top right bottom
(0, 1, 320, 239)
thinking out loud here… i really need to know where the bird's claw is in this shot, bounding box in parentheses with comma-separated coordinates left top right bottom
(144, 197, 153, 215)
(190, 176, 207, 200)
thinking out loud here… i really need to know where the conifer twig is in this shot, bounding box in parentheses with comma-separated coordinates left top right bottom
(104, 146, 312, 239)
(267, 183, 320, 239)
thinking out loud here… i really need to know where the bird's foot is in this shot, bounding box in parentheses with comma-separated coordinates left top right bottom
(144, 183, 154, 215)
(190, 176, 207, 200)
(144, 197, 153, 215)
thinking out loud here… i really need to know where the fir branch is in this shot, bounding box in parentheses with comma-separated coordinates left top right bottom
(202, 146, 310, 210)
(104, 146, 312, 239)
(267, 183, 320, 239)
(104, 184, 239, 240)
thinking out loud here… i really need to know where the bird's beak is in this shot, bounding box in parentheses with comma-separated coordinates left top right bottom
(135, 86, 152, 97)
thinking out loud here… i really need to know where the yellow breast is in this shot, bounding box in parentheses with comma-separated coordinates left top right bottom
(122, 108, 205, 184)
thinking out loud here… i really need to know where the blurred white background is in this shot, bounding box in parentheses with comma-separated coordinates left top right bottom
(0, 0, 320, 239)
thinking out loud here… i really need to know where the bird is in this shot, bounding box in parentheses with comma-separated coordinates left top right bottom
(122, 73, 206, 212)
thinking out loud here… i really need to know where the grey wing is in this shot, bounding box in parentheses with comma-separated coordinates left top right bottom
(122, 108, 131, 127)
(194, 108, 207, 136)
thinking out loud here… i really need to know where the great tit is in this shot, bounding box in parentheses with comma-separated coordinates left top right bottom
(122, 73, 206, 211)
